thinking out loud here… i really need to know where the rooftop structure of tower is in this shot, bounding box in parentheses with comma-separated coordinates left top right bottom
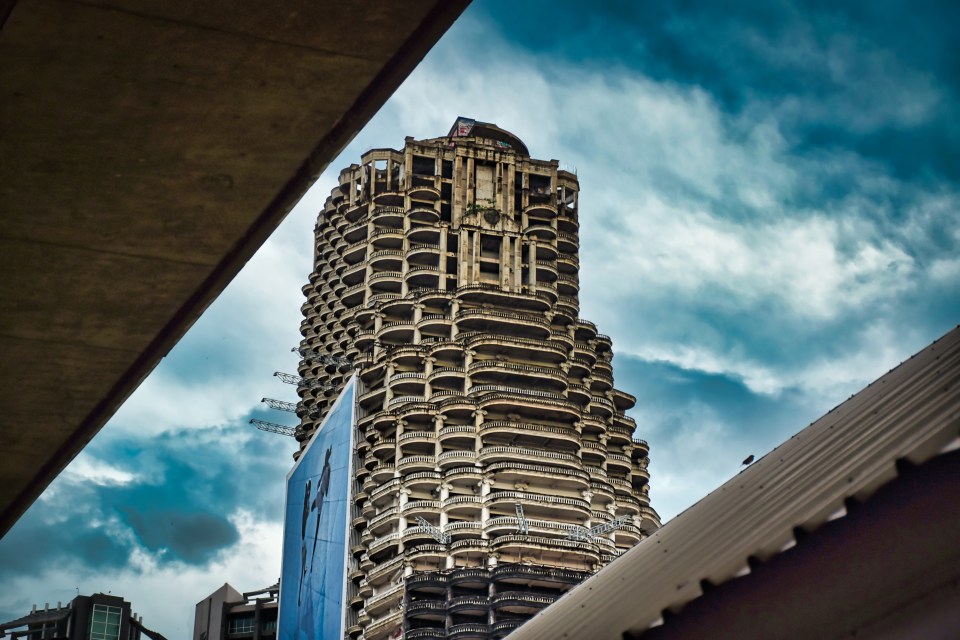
(295, 117, 660, 640)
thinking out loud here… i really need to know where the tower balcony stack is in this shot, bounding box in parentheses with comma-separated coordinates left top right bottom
(297, 118, 659, 640)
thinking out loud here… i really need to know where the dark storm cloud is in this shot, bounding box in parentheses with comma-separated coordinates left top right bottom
(0, 417, 293, 578)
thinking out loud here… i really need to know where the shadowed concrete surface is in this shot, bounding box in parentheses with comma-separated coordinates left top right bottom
(0, 0, 470, 537)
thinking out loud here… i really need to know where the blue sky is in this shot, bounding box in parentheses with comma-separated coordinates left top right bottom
(2, 1, 958, 636)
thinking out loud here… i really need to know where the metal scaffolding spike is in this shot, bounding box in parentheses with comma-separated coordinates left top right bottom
(414, 516, 451, 544)
(249, 418, 296, 437)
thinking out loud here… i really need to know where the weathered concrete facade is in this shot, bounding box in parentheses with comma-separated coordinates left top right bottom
(297, 119, 659, 639)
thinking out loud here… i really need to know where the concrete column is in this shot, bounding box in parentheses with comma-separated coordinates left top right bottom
(479, 477, 492, 539)
(472, 231, 481, 283)
(528, 240, 537, 288)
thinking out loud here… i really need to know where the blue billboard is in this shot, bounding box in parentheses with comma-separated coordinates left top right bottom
(279, 377, 356, 640)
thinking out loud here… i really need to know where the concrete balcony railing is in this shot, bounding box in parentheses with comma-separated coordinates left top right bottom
(362, 610, 402, 639)
(396, 455, 438, 472)
(402, 500, 441, 516)
(366, 533, 400, 558)
(486, 490, 590, 512)
(478, 445, 580, 469)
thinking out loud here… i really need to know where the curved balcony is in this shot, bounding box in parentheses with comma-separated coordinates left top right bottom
(397, 429, 434, 448)
(417, 314, 453, 335)
(368, 270, 403, 290)
(491, 619, 524, 639)
(406, 628, 447, 640)
(366, 583, 404, 616)
(448, 623, 490, 640)
(463, 333, 566, 364)
(402, 525, 444, 546)
(479, 421, 579, 447)
(444, 520, 483, 540)
(485, 461, 589, 491)
(409, 183, 441, 200)
(589, 395, 615, 418)
(405, 284, 448, 303)
(489, 535, 600, 565)
(449, 595, 489, 615)
(478, 445, 580, 471)
(342, 283, 366, 308)
(557, 275, 579, 297)
(369, 228, 404, 249)
(408, 205, 440, 223)
(397, 455, 438, 473)
(607, 452, 632, 474)
(524, 201, 557, 219)
(491, 563, 587, 586)
(407, 243, 442, 263)
(377, 320, 415, 343)
(406, 225, 441, 245)
(557, 231, 578, 253)
(402, 500, 441, 519)
(455, 284, 551, 312)
(524, 224, 557, 242)
(437, 449, 478, 469)
(549, 330, 575, 351)
(427, 366, 466, 386)
(402, 468, 442, 488)
(367, 507, 399, 535)
(358, 385, 387, 410)
(470, 386, 581, 420)
(370, 477, 401, 504)
(342, 220, 369, 244)
(406, 571, 448, 593)
(371, 206, 405, 227)
(566, 383, 591, 406)
(438, 424, 476, 445)
(486, 490, 590, 520)
(372, 189, 404, 206)
(406, 265, 442, 289)
(437, 394, 476, 417)
(442, 494, 482, 515)
(367, 533, 400, 560)
(448, 567, 490, 587)
(370, 463, 396, 484)
(556, 215, 579, 235)
(490, 591, 557, 614)
(343, 200, 367, 223)
(370, 438, 396, 459)
(557, 254, 579, 273)
(468, 360, 567, 392)
(455, 308, 551, 339)
(368, 248, 403, 271)
(612, 389, 637, 411)
(394, 401, 438, 423)
(341, 239, 367, 264)
(444, 467, 483, 490)
(364, 610, 402, 639)
(406, 599, 447, 619)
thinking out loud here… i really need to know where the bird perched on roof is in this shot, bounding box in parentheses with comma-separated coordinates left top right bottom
(742, 454, 755, 466)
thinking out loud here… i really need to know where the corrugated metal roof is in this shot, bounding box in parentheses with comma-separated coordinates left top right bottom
(509, 325, 960, 640)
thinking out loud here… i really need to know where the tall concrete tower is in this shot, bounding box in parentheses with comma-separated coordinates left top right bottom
(296, 118, 659, 640)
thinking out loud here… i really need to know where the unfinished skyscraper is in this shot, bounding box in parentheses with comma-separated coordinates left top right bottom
(295, 118, 659, 639)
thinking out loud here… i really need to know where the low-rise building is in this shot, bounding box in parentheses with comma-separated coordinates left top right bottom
(193, 583, 278, 640)
(0, 593, 165, 640)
